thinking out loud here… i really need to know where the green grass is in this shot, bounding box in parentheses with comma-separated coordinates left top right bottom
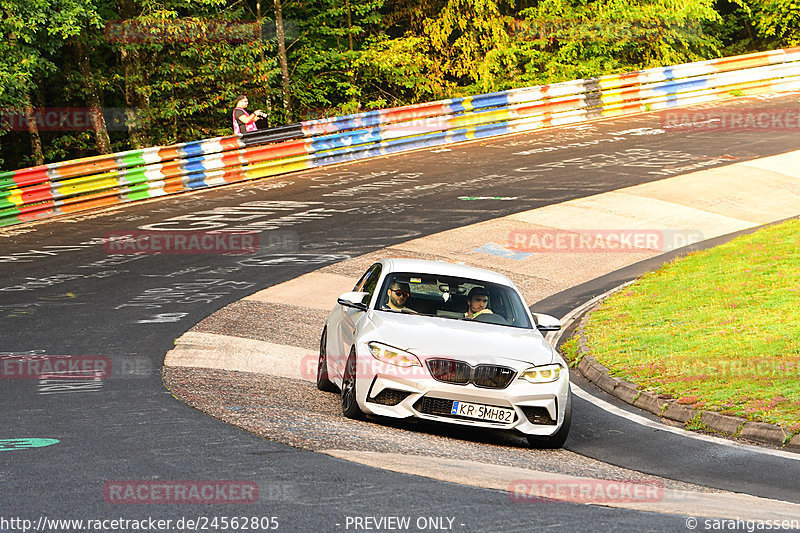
(560, 337, 580, 366)
(583, 219, 800, 431)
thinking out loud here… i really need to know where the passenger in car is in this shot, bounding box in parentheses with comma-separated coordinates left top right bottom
(383, 281, 417, 313)
(464, 286, 493, 320)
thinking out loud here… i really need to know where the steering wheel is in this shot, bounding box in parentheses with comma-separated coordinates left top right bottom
(474, 313, 509, 325)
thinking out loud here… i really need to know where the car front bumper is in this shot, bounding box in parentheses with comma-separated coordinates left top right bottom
(357, 367, 570, 437)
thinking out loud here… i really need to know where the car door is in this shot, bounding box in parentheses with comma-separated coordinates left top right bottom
(334, 263, 381, 379)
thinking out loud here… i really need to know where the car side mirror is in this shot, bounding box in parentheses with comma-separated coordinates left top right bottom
(337, 291, 369, 312)
(532, 313, 561, 332)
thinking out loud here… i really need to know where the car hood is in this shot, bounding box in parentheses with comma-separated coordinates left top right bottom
(363, 311, 555, 366)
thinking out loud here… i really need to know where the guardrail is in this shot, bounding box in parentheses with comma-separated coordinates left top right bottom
(2, 47, 799, 228)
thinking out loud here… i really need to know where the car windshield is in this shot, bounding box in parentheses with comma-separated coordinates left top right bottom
(375, 272, 533, 329)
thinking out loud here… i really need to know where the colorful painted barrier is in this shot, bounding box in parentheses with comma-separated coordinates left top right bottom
(2, 47, 799, 227)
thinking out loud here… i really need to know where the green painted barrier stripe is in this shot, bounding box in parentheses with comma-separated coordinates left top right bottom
(118, 151, 146, 168)
(120, 169, 149, 185)
(0, 438, 60, 451)
(0, 215, 22, 227)
(124, 190, 152, 202)
(121, 182, 152, 201)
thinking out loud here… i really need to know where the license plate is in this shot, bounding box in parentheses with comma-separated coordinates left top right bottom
(450, 401, 514, 423)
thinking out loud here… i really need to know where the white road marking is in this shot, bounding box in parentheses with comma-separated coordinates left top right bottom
(570, 384, 800, 461)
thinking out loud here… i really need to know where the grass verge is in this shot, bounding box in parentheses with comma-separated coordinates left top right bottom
(581, 219, 800, 431)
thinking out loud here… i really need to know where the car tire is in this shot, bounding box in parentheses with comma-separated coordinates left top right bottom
(316, 328, 338, 392)
(341, 347, 364, 420)
(526, 391, 572, 449)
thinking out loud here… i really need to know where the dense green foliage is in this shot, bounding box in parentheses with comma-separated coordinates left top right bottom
(1, 0, 797, 170)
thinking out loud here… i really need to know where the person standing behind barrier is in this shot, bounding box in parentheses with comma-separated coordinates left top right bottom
(232, 95, 264, 135)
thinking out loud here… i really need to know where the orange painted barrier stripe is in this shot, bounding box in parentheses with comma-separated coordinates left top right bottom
(244, 140, 309, 162)
(11, 166, 50, 188)
(714, 51, 773, 72)
(58, 190, 121, 213)
(162, 176, 184, 195)
(158, 146, 182, 161)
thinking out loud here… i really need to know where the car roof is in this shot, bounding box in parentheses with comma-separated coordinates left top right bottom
(379, 258, 515, 287)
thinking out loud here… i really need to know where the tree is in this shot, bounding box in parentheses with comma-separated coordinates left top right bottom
(422, 0, 515, 92)
(274, 0, 292, 119)
(288, 0, 384, 117)
(0, 0, 111, 163)
(508, 0, 723, 84)
(737, 0, 800, 47)
(0, 0, 791, 170)
(103, 0, 276, 143)
(0, 0, 57, 165)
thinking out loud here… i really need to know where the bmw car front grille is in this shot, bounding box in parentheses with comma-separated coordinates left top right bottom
(426, 359, 471, 384)
(472, 365, 516, 388)
(426, 359, 516, 389)
(415, 397, 455, 417)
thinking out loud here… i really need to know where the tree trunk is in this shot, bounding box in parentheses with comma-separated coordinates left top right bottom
(120, 46, 153, 148)
(73, 37, 112, 154)
(257, 0, 271, 127)
(117, 0, 152, 148)
(273, 0, 292, 121)
(345, 0, 355, 107)
(346, 0, 353, 52)
(23, 93, 44, 165)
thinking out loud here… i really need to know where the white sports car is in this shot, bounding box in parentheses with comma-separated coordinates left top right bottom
(317, 258, 571, 448)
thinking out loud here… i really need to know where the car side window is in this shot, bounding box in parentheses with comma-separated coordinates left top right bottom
(354, 263, 382, 300)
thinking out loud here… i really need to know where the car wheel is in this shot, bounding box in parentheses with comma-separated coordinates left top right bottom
(526, 391, 572, 449)
(341, 347, 364, 420)
(316, 327, 338, 393)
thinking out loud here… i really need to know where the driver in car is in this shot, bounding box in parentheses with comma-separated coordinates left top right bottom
(383, 281, 417, 313)
(464, 286, 493, 320)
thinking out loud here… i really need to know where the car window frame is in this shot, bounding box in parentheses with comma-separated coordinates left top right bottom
(374, 271, 533, 329)
(353, 263, 382, 304)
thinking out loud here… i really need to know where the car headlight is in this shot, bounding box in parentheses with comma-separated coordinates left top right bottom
(368, 342, 422, 368)
(520, 364, 562, 384)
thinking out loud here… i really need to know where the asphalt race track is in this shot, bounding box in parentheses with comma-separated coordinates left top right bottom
(2, 93, 799, 532)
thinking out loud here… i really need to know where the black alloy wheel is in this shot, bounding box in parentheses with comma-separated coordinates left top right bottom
(341, 347, 364, 420)
(316, 327, 338, 392)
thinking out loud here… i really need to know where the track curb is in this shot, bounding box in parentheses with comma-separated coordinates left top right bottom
(570, 300, 800, 450)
